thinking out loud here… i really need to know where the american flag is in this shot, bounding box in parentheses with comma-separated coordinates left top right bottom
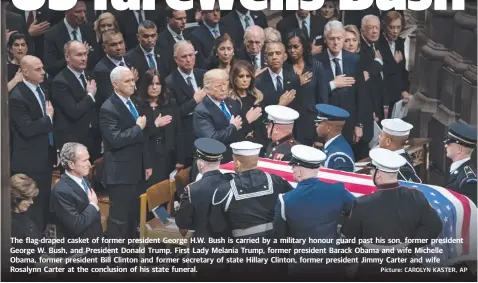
(220, 158, 477, 265)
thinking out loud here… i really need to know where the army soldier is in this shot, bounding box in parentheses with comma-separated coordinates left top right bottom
(379, 118, 421, 183)
(274, 145, 355, 277)
(315, 104, 355, 172)
(209, 141, 293, 276)
(264, 105, 300, 161)
(341, 148, 442, 278)
(176, 138, 233, 274)
(444, 122, 477, 205)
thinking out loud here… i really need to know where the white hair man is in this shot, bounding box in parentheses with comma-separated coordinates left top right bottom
(99, 66, 152, 254)
(238, 25, 265, 71)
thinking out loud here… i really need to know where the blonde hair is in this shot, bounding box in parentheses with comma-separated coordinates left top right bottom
(204, 68, 229, 88)
(10, 174, 38, 210)
(344, 24, 361, 52)
(94, 12, 119, 42)
(264, 27, 281, 44)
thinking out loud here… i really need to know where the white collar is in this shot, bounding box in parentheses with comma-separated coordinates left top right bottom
(65, 170, 85, 190)
(115, 92, 130, 104)
(67, 65, 85, 79)
(207, 95, 224, 107)
(167, 25, 183, 39)
(178, 68, 194, 80)
(236, 10, 251, 19)
(139, 44, 155, 56)
(394, 148, 406, 154)
(295, 13, 310, 26)
(23, 79, 38, 91)
(325, 134, 341, 149)
(361, 34, 373, 47)
(268, 68, 283, 80)
(202, 20, 219, 31)
(450, 157, 471, 173)
(327, 49, 343, 61)
(64, 18, 79, 35)
(106, 54, 125, 66)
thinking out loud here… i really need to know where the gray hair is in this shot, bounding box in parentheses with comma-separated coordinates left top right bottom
(110, 66, 131, 82)
(244, 25, 265, 41)
(361, 15, 380, 29)
(324, 20, 346, 38)
(173, 40, 194, 56)
(60, 142, 87, 170)
(138, 20, 157, 33)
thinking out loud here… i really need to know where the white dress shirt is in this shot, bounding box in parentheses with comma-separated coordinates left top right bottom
(324, 134, 341, 149)
(178, 68, 198, 91)
(388, 40, 396, 56)
(268, 68, 284, 91)
(115, 92, 139, 115)
(361, 34, 383, 65)
(107, 54, 126, 67)
(327, 49, 344, 91)
(134, 10, 146, 25)
(23, 79, 52, 123)
(67, 66, 95, 102)
(64, 18, 82, 41)
(65, 170, 99, 211)
(236, 10, 253, 31)
(208, 95, 231, 117)
(140, 44, 157, 69)
(24, 11, 36, 23)
(168, 25, 184, 42)
(450, 157, 471, 173)
(295, 13, 311, 38)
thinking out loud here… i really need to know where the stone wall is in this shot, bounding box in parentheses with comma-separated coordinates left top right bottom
(406, 4, 477, 185)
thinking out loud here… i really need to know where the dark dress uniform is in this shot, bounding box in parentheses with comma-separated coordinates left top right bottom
(264, 135, 299, 162)
(274, 145, 355, 277)
(341, 148, 442, 279)
(397, 150, 422, 183)
(444, 122, 477, 205)
(209, 166, 293, 275)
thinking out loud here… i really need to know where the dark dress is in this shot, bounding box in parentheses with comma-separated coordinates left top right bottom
(140, 98, 184, 186)
(11, 212, 43, 271)
(236, 93, 269, 150)
(7, 62, 20, 82)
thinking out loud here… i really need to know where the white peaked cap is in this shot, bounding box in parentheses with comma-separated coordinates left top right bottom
(230, 141, 263, 156)
(381, 118, 413, 137)
(369, 148, 407, 173)
(265, 105, 299, 124)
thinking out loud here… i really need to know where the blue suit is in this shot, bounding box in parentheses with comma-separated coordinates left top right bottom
(324, 135, 355, 172)
(274, 178, 355, 275)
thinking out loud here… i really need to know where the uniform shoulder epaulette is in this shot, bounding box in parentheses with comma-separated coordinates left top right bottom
(463, 165, 476, 178)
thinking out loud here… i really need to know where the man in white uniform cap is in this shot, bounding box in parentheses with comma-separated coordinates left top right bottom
(274, 145, 355, 276)
(264, 105, 300, 161)
(341, 148, 442, 279)
(209, 141, 293, 276)
(379, 118, 421, 183)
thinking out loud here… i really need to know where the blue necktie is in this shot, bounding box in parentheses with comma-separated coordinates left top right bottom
(126, 100, 139, 120)
(36, 86, 54, 146)
(146, 53, 156, 69)
(276, 76, 283, 93)
(81, 178, 89, 193)
(220, 101, 231, 120)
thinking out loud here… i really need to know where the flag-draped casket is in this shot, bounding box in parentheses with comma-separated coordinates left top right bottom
(219, 158, 477, 265)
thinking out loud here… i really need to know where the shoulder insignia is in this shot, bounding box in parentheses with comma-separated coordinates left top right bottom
(464, 166, 476, 178)
(186, 185, 192, 203)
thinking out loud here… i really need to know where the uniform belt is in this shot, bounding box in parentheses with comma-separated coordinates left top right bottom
(362, 242, 408, 251)
(232, 222, 273, 237)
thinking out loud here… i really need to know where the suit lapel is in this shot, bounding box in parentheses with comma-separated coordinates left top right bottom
(173, 70, 194, 97)
(342, 52, 352, 75)
(204, 96, 229, 123)
(111, 93, 136, 123)
(193, 69, 203, 88)
(319, 53, 334, 82)
(64, 68, 87, 95)
(63, 174, 89, 202)
(20, 83, 45, 116)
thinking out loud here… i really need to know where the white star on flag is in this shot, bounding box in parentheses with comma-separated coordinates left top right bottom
(434, 200, 439, 204)
(444, 217, 448, 222)
(430, 192, 436, 196)
(437, 209, 441, 214)
(446, 205, 451, 210)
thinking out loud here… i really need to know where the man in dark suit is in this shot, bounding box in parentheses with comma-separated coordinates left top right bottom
(99, 66, 151, 246)
(219, 2, 268, 49)
(380, 11, 409, 117)
(316, 20, 361, 145)
(125, 20, 165, 87)
(276, 9, 327, 55)
(94, 30, 136, 108)
(9, 55, 56, 232)
(6, 12, 28, 44)
(255, 42, 300, 110)
(157, 9, 205, 77)
(43, 1, 101, 79)
(191, 2, 223, 61)
(165, 41, 207, 167)
(236, 25, 267, 72)
(194, 69, 242, 163)
(117, 7, 161, 50)
(50, 142, 103, 250)
(51, 41, 100, 167)
(359, 15, 387, 121)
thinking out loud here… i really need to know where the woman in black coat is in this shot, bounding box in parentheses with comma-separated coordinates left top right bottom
(137, 69, 185, 186)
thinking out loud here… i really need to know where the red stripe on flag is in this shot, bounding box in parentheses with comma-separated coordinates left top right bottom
(445, 189, 471, 254)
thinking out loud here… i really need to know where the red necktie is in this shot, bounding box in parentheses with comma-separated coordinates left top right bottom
(26, 11, 34, 27)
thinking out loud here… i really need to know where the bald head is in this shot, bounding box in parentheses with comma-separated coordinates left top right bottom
(64, 40, 88, 72)
(20, 55, 45, 85)
(244, 25, 265, 56)
(174, 40, 196, 73)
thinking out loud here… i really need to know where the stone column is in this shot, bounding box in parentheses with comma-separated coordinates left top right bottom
(1, 2, 12, 273)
